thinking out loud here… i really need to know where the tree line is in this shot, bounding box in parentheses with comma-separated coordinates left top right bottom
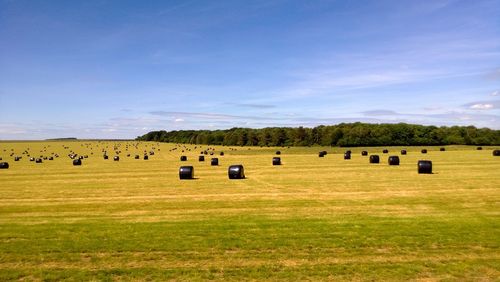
(136, 123, 500, 146)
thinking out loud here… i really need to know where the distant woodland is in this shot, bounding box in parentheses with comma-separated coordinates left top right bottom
(137, 123, 500, 146)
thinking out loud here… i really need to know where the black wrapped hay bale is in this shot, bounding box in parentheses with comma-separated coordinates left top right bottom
(211, 158, 219, 166)
(344, 152, 351, 160)
(228, 165, 245, 179)
(35, 158, 43, 163)
(135, 155, 140, 159)
(388, 156, 400, 165)
(220, 152, 224, 156)
(103, 155, 109, 160)
(369, 155, 380, 164)
(401, 150, 407, 155)
(383, 149, 389, 154)
(318, 151, 326, 157)
(180, 156, 187, 161)
(421, 149, 427, 154)
(14, 157, 21, 161)
(199, 155, 205, 162)
(361, 151, 368, 156)
(179, 166, 194, 179)
(73, 159, 82, 166)
(418, 160, 432, 174)
(493, 150, 500, 156)
(276, 150, 281, 155)
(0, 162, 9, 169)
(440, 147, 446, 151)
(30, 157, 35, 161)
(272, 157, 281, 165)
(477, 146, 482, 150)
(143, 155, 149, 160)
(113, 156, 120, 161)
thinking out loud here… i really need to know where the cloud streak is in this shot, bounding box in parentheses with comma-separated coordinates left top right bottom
(462, 100, 500, 110)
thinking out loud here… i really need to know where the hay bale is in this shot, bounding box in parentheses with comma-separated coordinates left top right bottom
(318, 151, 327, 157)
(388, 156, 400, 165)
(477, 146, 483, 150)
(73, 159, 82, 166)
(369, 155, 380, 164)
(272, 157, 281, 165)
(113, 156, 119, 161)
(30, 157, 35, 161)
(143, 155, 149, 160)
(211, 158, 219, 166)
(493, 150, 500, 156)
(103, 155, 109, 160)
(135, 155, 140, 159)
(361, 151, 368, 156)
(228, 165, 245, 179)
(49, 157, 53, 160)
(383, 149, 389, 154)
(421, 149, 427, 154)
(35, 158, 42, 163)
(220, 152, 224, 156)
(14, 157, 21, 161)
(180, 156, 187, 161)
(440, 147, 445, 151)
(199, 155, 205, 162)
(418, 160, 432, 174)
(344, 152, 351, 160)
(0, 162, 9, 169)
(401, 150, 407, 155)
(179, 166, 194, 179)
(276, 150, 281, 155)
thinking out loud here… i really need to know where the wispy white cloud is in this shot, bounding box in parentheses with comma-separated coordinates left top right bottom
(463, 100, 500, 110)
(225, 103, 276, 109)
(469, 103, 494, 110)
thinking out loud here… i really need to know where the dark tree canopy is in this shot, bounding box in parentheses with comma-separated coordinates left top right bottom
(136, 123, 500, 146)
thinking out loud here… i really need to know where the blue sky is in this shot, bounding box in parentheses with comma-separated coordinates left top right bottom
(0, 0, 499, 139)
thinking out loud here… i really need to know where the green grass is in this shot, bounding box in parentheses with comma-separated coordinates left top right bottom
(0, 141, 499, 281)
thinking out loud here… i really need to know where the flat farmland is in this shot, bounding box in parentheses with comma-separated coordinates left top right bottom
(0, 141, 499, 281)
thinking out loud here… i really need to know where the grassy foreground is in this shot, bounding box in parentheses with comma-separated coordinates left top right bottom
(0, 141, 499, 281)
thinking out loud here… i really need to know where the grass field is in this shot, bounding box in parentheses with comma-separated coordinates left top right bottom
(0, 141, 499, 281)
